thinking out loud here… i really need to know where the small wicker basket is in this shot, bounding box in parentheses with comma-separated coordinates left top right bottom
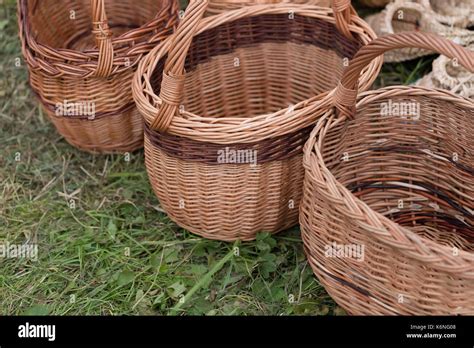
(18, 0, 178, 153)
(300, 32, 474, 314)
(133, 0, 382, 241)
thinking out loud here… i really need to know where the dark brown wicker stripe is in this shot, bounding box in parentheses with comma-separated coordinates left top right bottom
(185, 14, 360, 71)
(144, 121, 312, 164)
(151, 14, 361, 91)
(325, 272, 373, 298)
(349, 180, 473, 218)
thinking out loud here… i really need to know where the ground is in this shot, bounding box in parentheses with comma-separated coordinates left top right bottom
(0, 0, 433, 315)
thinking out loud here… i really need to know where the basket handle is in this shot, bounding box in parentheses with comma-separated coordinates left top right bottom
(332, 0, 356, 40)
(91, 0, 115, 77)
(334, 32, 474, 118)
(151, 0, 208, 131)
(152, 0, 357, 132)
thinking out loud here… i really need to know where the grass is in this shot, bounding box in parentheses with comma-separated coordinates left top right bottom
(0, 0, 432, 316)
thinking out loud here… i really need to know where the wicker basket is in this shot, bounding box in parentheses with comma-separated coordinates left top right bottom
(133, 0, 382, 241)
(300, 32, 474, 315)
(18, 0, 178, 153)
(206, 0, 331, 15)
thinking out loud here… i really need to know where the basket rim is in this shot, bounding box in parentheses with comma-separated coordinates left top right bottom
(132, 4, 383, 144)
(303, 85, 474, 269)
(205, 0, 332, 14)
(18, 0, 178, 74)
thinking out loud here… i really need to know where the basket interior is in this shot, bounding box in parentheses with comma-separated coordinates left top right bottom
(26, 0, 168, 51)
(321, 95, 474, 251)
(152, 14, 361, 119)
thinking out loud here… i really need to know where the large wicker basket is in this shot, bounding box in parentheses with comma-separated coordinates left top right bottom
(300, 32, 474, 314)
(206, 0, 331, 15)
(133, 0, 382, 241)
(18, 0, 178, 153)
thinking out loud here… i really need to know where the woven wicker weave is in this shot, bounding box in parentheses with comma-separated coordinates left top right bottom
(206, 0, 331, 15)
(18, 0, 178, 153)
(300, 32, 474, 315)
(133, 0, 382, 241)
